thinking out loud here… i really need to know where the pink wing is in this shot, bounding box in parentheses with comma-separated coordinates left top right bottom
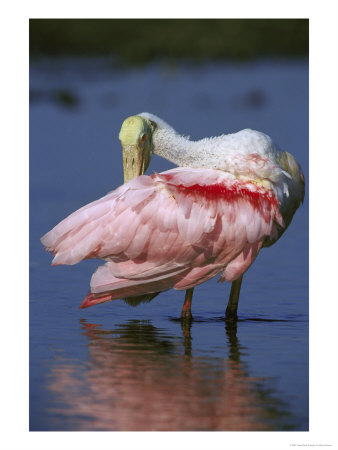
(41, 168, 283, 308)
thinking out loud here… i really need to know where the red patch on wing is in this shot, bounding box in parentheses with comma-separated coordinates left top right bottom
(159, 173, 279, 211)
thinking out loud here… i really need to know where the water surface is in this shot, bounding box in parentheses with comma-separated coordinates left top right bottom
(30, 58, 309, 431)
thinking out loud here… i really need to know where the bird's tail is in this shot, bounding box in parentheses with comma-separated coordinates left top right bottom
(80, 288, 162, 309)
(79, 262, 186, 309)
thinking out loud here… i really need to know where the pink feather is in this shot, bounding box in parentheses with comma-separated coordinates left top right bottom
(41, 167, 283, 308)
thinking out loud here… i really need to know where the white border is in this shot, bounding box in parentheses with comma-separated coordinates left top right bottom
(1, 1, 337, 449)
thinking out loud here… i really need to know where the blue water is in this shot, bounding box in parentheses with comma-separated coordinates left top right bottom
(30, 58, 308, 431)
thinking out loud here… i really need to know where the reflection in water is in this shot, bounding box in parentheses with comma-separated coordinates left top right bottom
(47, 319, 290, 431)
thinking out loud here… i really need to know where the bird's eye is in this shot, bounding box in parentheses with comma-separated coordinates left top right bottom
(140, 134, 147, 142)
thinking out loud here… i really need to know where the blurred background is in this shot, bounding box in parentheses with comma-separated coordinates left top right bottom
(30, 19, 308, 62)
(30, 19, 309, 432)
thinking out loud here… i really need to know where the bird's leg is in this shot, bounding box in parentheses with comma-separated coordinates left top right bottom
(181, 288, 194, 321)
(225, 275, 243, 322)
(180, 319, 192, 358)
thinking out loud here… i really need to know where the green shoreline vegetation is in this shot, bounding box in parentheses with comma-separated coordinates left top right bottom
(30, 19, 308, 65)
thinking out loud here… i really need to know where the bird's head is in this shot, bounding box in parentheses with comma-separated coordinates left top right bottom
(119, 115, 157, 183)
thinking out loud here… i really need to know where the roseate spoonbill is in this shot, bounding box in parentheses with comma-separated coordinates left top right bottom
(118, 113, 305, 319)
(41, 113, 305, 320)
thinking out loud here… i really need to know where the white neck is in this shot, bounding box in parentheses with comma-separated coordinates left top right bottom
(138, 112, 205, 167)
(152, 128, 204, 167)
(138, 112, 286, 187)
